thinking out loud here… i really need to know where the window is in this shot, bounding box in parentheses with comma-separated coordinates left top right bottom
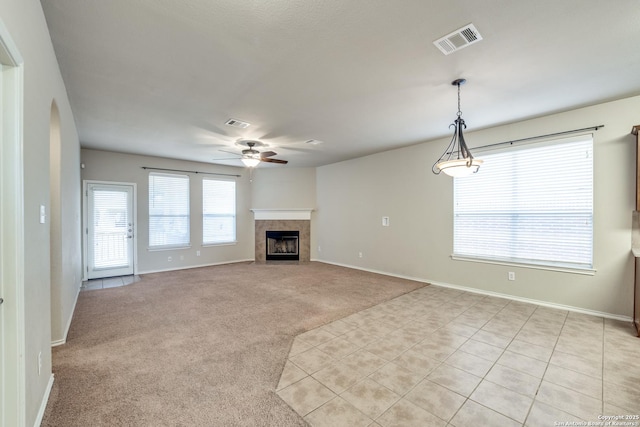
(203, 179, 236, 244)
(453, 135, 593, 271)
(148, 173, 190, 248)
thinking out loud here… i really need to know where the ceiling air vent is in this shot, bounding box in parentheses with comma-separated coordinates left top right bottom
(224, 118, 251, 129)
(433, 24, 483, 55)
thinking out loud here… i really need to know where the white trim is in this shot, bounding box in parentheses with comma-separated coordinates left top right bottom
(251, 208, 314, 220)
(33, 374, 54, 427)
(137, 259, 254, 275)
(315, 260, 632, 322)
(51, 283, 81, 347)
(0, 17, 26, 427)
(451, 255, 596, 276)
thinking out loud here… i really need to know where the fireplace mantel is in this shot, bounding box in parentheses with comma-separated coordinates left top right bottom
(251, 209, 314, 220)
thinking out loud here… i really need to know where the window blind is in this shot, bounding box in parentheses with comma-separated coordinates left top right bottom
(149, 173, 190, 248)
(203, 179, 236, 244)
(453, 135, 593, 270)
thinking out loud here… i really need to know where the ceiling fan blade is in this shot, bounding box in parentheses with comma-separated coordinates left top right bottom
(260, 151, 277, 158)
(212, 157, 240, 161)
(261, 157, 288, 164)
(219, 149, 239, 155)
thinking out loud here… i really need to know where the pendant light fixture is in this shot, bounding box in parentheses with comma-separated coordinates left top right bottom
(241, 155, 261, 168)
(432, 78, 483, 177)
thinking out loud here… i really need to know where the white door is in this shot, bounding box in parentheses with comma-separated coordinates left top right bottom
(86, 183, 135, 279)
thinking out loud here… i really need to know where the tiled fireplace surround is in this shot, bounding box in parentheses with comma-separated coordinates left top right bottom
(253, 210, 312, 263)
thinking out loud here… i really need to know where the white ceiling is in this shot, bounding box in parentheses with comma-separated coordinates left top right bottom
(41, 0, 640, 168)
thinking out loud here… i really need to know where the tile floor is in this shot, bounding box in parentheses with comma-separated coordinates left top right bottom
(276, 285, 640, 426)
(81, 274, 141, 291)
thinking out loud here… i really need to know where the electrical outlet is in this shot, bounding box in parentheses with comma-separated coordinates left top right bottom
(318, 246, 321, 252)
(168, 256, 172, 262)
(180, 255, 184, 261)
(196, 250, 201, 256)
(508, 272, 515, 281)
(38, 351, 42, 375)
(358, 252, 363, 258)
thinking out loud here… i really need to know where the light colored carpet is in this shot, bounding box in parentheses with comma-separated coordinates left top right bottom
(42, 262, 425, 426)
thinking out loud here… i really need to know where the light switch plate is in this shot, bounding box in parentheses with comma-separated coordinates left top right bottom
(382, 216, 390, 226)
(39, 205, 46, 224)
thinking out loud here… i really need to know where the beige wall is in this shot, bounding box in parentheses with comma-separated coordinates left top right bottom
(81, 149, 255, 273)
(316, 95, 639, 318)
(0, 1, 83, 424)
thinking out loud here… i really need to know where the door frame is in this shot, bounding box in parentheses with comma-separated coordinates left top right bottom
(82, 180, 138, 281)
(0, 17, 26, 427)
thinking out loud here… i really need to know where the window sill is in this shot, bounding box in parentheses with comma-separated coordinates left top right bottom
(148, 245, 191, 252)
(202, 241, 237, 248)
(451, 255, 596, 276)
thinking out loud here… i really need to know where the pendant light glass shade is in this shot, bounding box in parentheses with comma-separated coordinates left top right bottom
(432, 79, 482, 177)
(241, 156, 261, 167)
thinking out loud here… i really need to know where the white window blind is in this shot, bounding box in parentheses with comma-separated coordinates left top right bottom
(453, 135, 593, 270)
(149, 173, 190, 248)
(203, 179, 236, 244)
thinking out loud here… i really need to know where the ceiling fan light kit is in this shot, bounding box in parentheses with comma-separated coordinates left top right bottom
(432, 78, 483, 177)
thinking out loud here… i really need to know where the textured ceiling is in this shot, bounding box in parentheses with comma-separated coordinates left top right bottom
(41, 0, 640, 168)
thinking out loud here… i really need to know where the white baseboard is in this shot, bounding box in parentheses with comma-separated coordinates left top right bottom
(137, 259, 254, 275)
(34, 374, 54, 427)
(51, 281, 82, 347)
(316, 259, 633, 322)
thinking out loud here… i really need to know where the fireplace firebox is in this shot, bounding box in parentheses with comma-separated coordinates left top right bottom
(266, 231, 299, 261)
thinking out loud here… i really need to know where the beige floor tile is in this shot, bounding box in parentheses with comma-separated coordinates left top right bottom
(392, 348, 440, 376)
(535, 380, 602, 420)
(554, 334, 603, 358)
(438, 322, 478, 338)
(458, 339, 504, 363)
(450, 399, 521, 427)
(427, 329, 469, 349)
(376, 398, 446, 427)
(365, 339, 410, 361)
(485, 364, 541, 397)
(603, 380, 640, 413)
(277, 360, 308, 391)
(445, 349, 494, 377)
(543, 364, 601, 400)
(304, 397, 372, 427)
(343, 329, 381, 347)
(471, 330, 512, 348)
(290, 347, 335, 374)
(497, 350, 547, 378)
(341, 349, 387, 377)
(470, 380, 533, 423)
(525, 401, 585, 427)
(321, 319, 358, 336)
(507, 339, 553, 362)
(317, 337, 361, 360)
(549, 350, 602, 379)
(289, 337, 313, 356)
(369, 362, 425, 396)
(427, 363, 482, 396)
(341, 378, 400, 419)
(357, 321, 398, 338)
(514, 328, 559, 348)
(277, 376, 337, 417)
(312, 361, 365, 394)
(411, 341, 457, 362)
(405, 379, 465, 422)
(481, 319, 523, 339)
(298, 328, 338, 347)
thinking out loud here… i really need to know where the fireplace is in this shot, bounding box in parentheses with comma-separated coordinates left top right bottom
(266, 231, 299, 261)
(252, 209, 313, 263)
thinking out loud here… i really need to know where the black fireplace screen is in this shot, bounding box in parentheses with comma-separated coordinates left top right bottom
(266, 231, 299, 261)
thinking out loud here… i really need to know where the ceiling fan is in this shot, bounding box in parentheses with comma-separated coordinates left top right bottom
(219, 139, 289, 167)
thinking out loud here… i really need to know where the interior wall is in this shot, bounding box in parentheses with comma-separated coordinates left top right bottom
(81, 149, 255, 273)
(0, 1, 82, 424)
(251, 167, 318, 258)
(316, 95, 640, 318)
